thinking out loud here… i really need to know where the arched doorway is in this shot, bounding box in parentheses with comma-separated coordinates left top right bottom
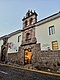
(24, 49, 32, 65)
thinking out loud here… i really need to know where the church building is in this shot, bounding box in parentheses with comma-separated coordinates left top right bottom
(0, 10, 60, 69)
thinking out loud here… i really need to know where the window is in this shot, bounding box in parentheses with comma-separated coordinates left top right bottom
(25, 20, 28, 26)
(26, 33, 30, 41)
(52, 41, 58, 50)
(49, 25, 55, 35)
(30, 18, 33, 25)
(18, 35, 21, 42)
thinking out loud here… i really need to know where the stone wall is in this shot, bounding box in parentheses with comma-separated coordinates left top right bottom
(8, 52, 24, 64)
(8, 53, 18, 61)
(33, 43, 60, 70)
(7, 43, 60, 70)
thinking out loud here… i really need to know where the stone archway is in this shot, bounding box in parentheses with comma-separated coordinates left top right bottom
(24, 49, 32, 65)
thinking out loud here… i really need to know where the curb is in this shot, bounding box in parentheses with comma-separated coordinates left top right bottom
(0, 63, 60, 77)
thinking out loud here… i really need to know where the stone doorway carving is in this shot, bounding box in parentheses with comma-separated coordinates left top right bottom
(24, 49, 32, 65)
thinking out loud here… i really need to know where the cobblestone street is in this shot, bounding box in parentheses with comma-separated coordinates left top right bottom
(0, 65, 60, 80)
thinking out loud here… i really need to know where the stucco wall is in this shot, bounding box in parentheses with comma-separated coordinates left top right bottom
(35, 17, 60, 50)
(8, 32, 22, 53)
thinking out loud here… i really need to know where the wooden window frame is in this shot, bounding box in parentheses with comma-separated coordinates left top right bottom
(49, 25, 55, 35)
(52, 41, 58, 50)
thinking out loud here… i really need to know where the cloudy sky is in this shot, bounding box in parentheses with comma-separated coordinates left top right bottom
(0, 0, 60, 37)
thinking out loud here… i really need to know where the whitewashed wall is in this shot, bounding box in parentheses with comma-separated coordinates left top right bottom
(35, 17, 60, 50)
(8, 32, 22, 53)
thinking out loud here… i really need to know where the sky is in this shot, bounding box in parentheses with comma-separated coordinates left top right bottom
(0, 0, 60, 37)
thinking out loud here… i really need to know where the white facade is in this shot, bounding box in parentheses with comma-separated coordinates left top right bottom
(35, 17, 60, 50)
(0, 11, 60, 53)
(8, 32, 22, 53)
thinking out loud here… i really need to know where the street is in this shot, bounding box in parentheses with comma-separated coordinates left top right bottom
(0, 65, 60, 80)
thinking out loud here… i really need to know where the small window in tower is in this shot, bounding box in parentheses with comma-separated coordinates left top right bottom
(26, 33, 30, 41)
(25, 20, 28, 26)
(30, 18, 33, 25)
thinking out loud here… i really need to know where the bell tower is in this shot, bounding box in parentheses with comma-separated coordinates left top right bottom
(22, 10, 37, 46)
(22, 10, 37, 29)
(19, 10, 39, 65)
